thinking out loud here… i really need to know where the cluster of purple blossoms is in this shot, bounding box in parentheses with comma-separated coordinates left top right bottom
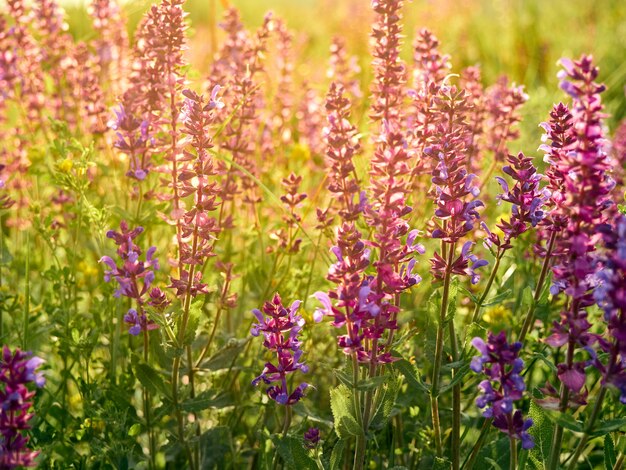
(425, 84, 486, 284)
(544, 56, 614, 394)
(471, 333, 534, 450)
(251, 294, 309, 405)
(0, 346, 45, 468)
(99, 221, 163, 335)
(303, 427, 320, 449)
(314, 223, 423, 364)
(111, 105, 153, 181)
(484, 152, 548, 252)
(592, 216, 626, 403)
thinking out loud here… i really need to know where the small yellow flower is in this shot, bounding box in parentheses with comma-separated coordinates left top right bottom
(291, 143, 311, 162)
(483, 304, 512, 326)
(58, 158, 73, 174)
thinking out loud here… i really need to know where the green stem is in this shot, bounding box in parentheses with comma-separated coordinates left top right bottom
(462, 419, 491, 470)
(22, 230, 30, 350)
(142, 325, 156, 470)
(353, 353, 365, 470)
(566, 383, 607, 469)
(282, 406, 293, 436)
(430, 242, 456, 456)
(450, 319, 460, 470)
(509, 435, 518, 470)
(519, 231, 556, 342)
(547, 341, 574, 470)
(613, 454, 625, 470)
(470, 249, 503, 324)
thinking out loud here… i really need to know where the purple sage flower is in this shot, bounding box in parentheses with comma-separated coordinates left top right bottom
(99, 220, 160, 335)
(0, 346, 45, 468)
(251, 294, 309, 405)
(471, 332, 534, 449)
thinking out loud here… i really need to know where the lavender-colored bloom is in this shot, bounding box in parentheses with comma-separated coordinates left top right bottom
(251, 294, 309, 406)
(487, 152, 548, 252)
(303, 427, 320, 448)
(425, 85, 486, 283)
(99, 220, 160, 334)
(544, 56, 613, 394)
(591, 216, 626, 403)
(0, 346, 45, 468)
(314, 222, 421, 364)
(471, 332, 534, 449)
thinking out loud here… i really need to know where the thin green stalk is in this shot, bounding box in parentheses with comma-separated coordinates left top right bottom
(462, 418, 491, 470)
(282, 406, 292, 436)
(143, 325, 156, 470)
(519, 231, 556, 342)
(430, 242, 456, 456)
(22, 230, 30, 350)
(613, 453, 625, 470)
(450, 319, 461, 470)
(470, 249, 503, 324)
(566, 382, 608, 468)
(547, 338, 574, 470)
(509, 435, 518, 470)
(353, 353, 365, 470)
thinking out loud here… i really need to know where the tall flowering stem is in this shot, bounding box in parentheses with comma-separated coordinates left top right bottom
(426, 83, 485, 464)
(0, 346, 45, 469)
(99, 221, 162, 469)
(251, 294, 308, 447)
(545, 55, 614, 470)
(251, 294, 308, 413)
(471, 332, 535, 470)
(471, 152, 547, 324)
(518, 103, 575, 342)
(324, 82, 362, 221)
(358, 1, 423, 468)
(169, 87, 222, 470)
(566, 215, 626, 468)
(408, 29, 451, 187)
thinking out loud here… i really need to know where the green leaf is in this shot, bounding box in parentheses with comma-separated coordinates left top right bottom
(433, 457, 452, 470)
(528, 400, 554, 469)
(202, 338, 249, 371)
(355, 374, 389, 392)
(604, 434, 616, 470)
(128, 423, 142, 437)
(330, 439, 345, 470)
(181, 390, 234, 412)
(482, 289, 513, 307)
(133, 362, 169, 398)
(591, 418, 626, 436)
(200, 426, 234, 470)
(527, 351, 557, 374)
(182, 298, 203, 346)
(543, 409, 584, 433)
(439, 363, 471, 394)
(333, 369, 354, 389)
(370, 376, 400, 430)
(270, 435, 317, 470)
(330, 385, 363, 439)
(392, 359, 429, 393)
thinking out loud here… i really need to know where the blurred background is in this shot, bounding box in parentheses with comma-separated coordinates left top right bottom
(61, 0, 626, 144)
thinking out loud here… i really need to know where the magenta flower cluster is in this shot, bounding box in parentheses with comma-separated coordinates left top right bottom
(486, 152, 547, 251)
(0, 346, 45, 469)
(425, 85, 486, 284)
(544, 56, 614, 394)
(593, 216, 626, 403)
(471, 333, 534, 450)
(251, 294, 309, 405)
(99, 221, 161, 335)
